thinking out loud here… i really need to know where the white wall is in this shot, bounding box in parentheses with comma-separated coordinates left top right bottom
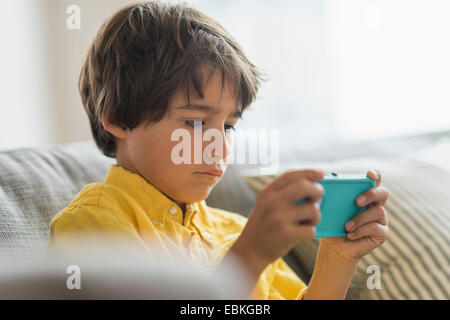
(1, 0, 449, 150)
(191, 0, 335, 152)
(40, 0, 136, 147)
(0, 0, 133, 150)
(0, 0, 53, 150)
(326, 0, 450, 140)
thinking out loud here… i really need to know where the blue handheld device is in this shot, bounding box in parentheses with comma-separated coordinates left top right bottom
(296, 173, 376, 238)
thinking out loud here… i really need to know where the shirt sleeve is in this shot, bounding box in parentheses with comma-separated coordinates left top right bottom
(206, 207, 309, 300)
(267, 257, 309, 300)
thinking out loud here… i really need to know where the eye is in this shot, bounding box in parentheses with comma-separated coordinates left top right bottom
(224, 124, 236, 131)
(185, 120, 205, 128)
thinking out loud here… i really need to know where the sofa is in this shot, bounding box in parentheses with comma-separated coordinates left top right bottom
(0, 131, 449, 299)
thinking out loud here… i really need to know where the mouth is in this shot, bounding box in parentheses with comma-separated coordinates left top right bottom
(195, 170, 223, 177)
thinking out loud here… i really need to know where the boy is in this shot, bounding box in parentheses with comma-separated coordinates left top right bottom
(47, 1, 389, 299)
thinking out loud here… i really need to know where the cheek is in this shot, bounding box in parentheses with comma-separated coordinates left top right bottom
(139, 136, 171, 165)
(135, 131, 192, 176)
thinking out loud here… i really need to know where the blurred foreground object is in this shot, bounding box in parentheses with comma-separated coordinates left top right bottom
(0, 243, 251, 299)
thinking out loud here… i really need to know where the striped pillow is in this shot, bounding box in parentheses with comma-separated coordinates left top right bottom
(244, 159, 450, 300)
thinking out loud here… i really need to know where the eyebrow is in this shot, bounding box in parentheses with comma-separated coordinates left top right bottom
(175, 104, 241, 118)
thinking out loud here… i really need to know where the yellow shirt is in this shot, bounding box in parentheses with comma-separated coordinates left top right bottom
(47, 164, 307, 299)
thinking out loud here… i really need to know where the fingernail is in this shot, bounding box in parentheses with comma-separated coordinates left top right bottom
(345, 220, 355, 231)
(370, 169, 377, 178)
(357, 195, 366, 206)
(347, 232, 355, 239)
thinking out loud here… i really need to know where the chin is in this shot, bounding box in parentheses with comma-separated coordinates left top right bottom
(178, 184, 214, 203)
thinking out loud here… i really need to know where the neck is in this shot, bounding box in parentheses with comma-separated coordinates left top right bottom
(175, 200, 187, 215)
(115, 152, 187, 215)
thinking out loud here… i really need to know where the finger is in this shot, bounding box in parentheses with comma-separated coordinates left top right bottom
(281, 178, 324, 204)
(269, 169, 325, 192)
(288, 224, 317, 242)
(286, 202, 321, 226)
(355, 185, 389, 207)
(347, 221, 389, 241)
(367, 169, 382, 187)
(345, 205, 388, 232)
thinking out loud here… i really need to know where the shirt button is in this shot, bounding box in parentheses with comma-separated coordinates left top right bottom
(169, 206, 177, 215)
(203, 231, 212, 239)
(151, 220, 159, 226)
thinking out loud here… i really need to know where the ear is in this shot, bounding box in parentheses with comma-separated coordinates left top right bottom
(102, 112, 128, 139)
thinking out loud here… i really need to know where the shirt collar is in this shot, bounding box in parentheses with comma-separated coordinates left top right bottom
(104, 164, 202, 224)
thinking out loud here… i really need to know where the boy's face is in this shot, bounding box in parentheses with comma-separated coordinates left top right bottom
(109, 67, 240, 204)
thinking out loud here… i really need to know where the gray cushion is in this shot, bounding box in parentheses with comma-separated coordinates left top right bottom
(0, 141, 114, 259)
(205, 165, 256, 217)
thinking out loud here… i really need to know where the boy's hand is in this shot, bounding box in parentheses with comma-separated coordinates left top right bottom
(232, 169, 325, 273)
(320, 169, 389, 264)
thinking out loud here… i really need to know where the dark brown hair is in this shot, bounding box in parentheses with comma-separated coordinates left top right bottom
(79, 0, 265, 158)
